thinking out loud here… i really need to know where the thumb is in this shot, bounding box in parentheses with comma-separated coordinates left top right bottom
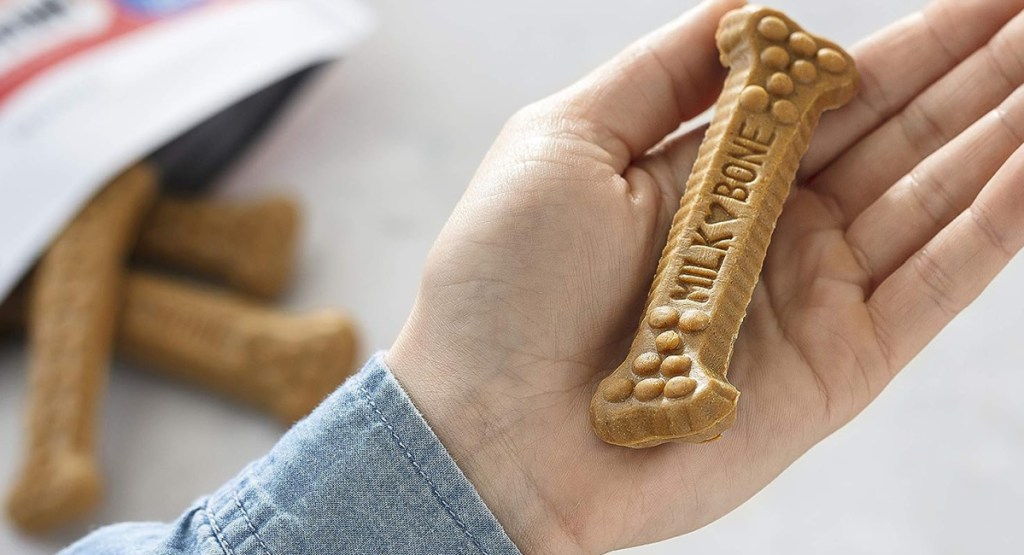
(531, 0, 746, 172)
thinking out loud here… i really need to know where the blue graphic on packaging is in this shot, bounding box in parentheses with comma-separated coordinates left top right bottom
(116, 0, 208, 16)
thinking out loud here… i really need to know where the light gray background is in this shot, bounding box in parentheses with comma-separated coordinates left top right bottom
(4, 0, 1023, 553)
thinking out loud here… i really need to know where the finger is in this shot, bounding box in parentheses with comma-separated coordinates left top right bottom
(530, 0, 745, 171)
(846, 85, 1024, 288)
(800, 0, 1024, 181)
(630, 125, 707, 211)
(867, 142, 1024, 371)
(616, 125, 708, 279)
(810, 9, 1024, 225)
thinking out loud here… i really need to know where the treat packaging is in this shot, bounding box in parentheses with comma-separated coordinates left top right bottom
(0, 0, 374, 300)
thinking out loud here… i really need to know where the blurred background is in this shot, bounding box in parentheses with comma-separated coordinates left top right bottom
(2, 0, 1023, 553)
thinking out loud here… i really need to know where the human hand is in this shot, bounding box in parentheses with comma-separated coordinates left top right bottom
(387, 0, 1024, 552)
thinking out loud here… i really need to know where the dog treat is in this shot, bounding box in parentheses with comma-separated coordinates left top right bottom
(136, 196, 300, 298)
(118, 272, 358, 423)
(6, 165, 157, 532)
(590, 6, 858, 448)
(0, 273, 356, 421)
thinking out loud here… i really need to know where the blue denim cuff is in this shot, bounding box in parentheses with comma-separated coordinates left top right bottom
(201, 352, 521, 555)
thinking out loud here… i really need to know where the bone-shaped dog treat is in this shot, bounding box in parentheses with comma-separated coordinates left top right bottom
(6, 165, 157, 532)
(591, 6, 858, 448)
(118, 272, 358, 423)
(135, 196, 299, 298)
(0, 273, 358, 420)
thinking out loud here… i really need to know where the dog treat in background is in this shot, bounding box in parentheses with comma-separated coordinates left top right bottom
(0, 272, 358, 422)
(590, 6, 859, 448)
(6, 165, 157, 532)
(119, 272, 358, 423)
(135, 196, 300, 298)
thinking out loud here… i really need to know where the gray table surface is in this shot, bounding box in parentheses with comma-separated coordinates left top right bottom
(4, 0, 1024, 553)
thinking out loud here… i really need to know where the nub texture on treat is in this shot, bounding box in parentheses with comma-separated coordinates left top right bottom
(590, 6, 859, 448)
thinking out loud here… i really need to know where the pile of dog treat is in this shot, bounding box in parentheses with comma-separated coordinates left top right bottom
(0, 164, 359, 533)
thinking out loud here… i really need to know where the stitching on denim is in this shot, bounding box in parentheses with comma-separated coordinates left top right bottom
(360, 385, 491, 555)
(232, 486, 274, 555)
(203, 500, 237, 555)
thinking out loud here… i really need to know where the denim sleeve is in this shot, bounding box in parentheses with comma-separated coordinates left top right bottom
(62, 353, 522, 555)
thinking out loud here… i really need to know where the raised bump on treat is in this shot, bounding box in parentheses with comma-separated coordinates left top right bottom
(817, 48, 848, 73)
(648, 306, 680, 328)
(761, 46, 789, 70)
(665, 376, 698, 398)
(6, 165, 156, 532)
(633, 352, 661, 375)
(603, 377, 635, 403)
(678, 310, 711, 332)
(135, 196, 299, 298)
(739, 86, 770, 112)
(590, 5, 858, 447)
(767, 72, 794, 96)
(788, 32, 817, 57)
(772, 100, 800, 124)
(117, 272, 358, 423)
(655, 330, 682, 353)
(757, 16, 788, 41)
(791, 60, 817, 84)
(634, 378, 666, 401)
(660, 355, 692, 377)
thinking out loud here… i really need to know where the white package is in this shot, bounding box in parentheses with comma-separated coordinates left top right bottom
(0, 0, 374, 299)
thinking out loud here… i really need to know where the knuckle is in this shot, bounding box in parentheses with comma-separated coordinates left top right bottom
(912, 247, 959, 318)
(504, 98, 563, 135)
(968, 201, 1014, 258)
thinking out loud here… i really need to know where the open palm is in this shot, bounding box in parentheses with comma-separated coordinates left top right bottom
(387, 0, 1024, 553)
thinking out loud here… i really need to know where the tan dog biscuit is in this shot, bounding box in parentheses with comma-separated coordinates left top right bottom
(135, 196, 299, 298)
(118, 272, 358, 423)
(6, 165, 157, 532)
(0, 272, 357, 421)
(590, 6, 859, 448)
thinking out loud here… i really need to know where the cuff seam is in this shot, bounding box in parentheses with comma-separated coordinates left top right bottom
(203, 500, 237, 555)
(230, 486, 274, 555)
(359, 384, 492, 555)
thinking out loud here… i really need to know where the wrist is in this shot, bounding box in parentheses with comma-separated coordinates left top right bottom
(386, 323, 588, 555)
